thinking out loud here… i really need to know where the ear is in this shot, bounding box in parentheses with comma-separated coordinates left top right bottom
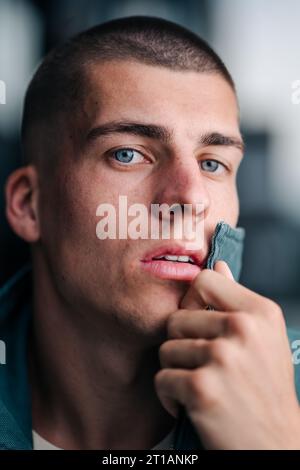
(5, 165, 40, 243)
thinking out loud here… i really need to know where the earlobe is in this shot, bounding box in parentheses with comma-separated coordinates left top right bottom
(5, 165, 40, 243)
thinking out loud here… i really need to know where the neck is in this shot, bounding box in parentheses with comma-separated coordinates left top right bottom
(29, 257, 175, 450)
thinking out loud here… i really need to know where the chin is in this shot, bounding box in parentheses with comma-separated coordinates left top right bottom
(138, 287, 183, 314)
(123, 297, 180, 345)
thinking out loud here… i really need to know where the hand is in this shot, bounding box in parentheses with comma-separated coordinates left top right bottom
(155, 261, 300, 449)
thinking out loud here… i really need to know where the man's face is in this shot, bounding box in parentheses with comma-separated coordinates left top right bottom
(38, 61, 243, 342)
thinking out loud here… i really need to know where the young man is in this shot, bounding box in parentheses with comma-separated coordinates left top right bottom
(1, 16, 300, 450)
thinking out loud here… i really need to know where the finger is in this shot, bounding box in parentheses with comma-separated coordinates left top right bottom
(213, 260, 234, 281)
(180, 281, 208, 310)
(183, 269, 260, 312)
(167, 309, 227, 339)
(155, 368, 193, 417)
(181, 261, 234, 310)
(159, 338, 209, 369)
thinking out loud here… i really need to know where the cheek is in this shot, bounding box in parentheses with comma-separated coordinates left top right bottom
(210, 183, 239, 226)
(38, 168, 99, 256)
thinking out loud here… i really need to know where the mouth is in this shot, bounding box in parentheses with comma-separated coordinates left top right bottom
(140, 245, 207, 281)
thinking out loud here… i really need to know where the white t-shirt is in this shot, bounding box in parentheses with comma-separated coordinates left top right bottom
(32, 428, 175, 450)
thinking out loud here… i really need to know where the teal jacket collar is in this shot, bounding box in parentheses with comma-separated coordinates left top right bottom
(0, 264, 32, 449)
(0, 222, 299, 450)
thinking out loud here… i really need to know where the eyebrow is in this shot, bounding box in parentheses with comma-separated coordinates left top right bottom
(201, 132, 244, 152)
(86, 120, 244, 152)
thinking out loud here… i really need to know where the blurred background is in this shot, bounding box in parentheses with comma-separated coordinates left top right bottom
(1, 0, 300, 328)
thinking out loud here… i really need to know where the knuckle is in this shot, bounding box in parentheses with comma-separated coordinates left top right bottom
(187, 369, 208, 397)
(266, 299, 283, 320)
(226, 312, 254, 340)
(209, 338, 236, 367)
(193, 339, 209, 363)
(187, 369, 218, 410)
(259, 297, 285, 325)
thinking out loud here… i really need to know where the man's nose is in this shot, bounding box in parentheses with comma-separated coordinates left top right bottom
(153, 157, 210, 216)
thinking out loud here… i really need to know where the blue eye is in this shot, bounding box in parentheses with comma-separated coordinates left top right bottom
(112, 148, 144, 165)
(201, 159, 225, 174)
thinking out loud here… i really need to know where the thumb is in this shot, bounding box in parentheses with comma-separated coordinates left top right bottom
(213, 260, 234, 281)
(180, 261, 234, 310)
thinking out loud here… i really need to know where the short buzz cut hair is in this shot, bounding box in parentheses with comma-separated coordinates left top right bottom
(21, 15, 235, 165)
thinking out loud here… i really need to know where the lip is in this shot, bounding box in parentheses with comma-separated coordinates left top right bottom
(140, 244, 207, 281)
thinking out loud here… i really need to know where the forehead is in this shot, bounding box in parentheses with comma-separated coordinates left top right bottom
(84, 60, 240, 138)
